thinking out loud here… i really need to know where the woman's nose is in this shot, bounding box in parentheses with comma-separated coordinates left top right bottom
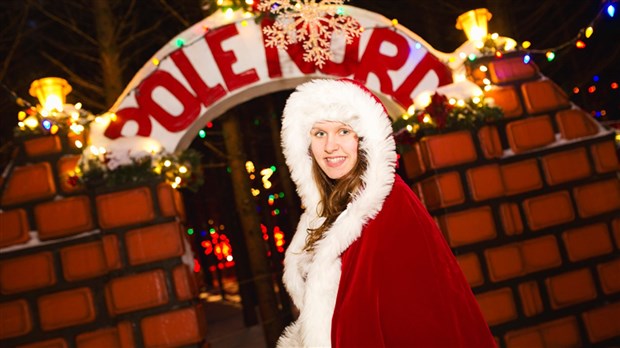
(324, 135, 339, 152)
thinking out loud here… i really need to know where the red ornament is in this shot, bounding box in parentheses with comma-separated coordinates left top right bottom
(67, 175, 79, 187)
(424, 93, 452, 129)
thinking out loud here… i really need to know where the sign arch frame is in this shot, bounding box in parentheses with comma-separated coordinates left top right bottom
(91, 6, 468, 153)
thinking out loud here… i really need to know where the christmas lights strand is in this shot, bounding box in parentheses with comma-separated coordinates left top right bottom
(518, 0, 617, 59)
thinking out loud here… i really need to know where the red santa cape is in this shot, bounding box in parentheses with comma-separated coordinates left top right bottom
(278, 79, 495, 347)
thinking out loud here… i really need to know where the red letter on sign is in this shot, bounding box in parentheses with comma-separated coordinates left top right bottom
(394, 52, 453, 107)
(354, 28, 408, 95)
(320, 36, 360, 77)
(104, 107, 152, 139)
(207, 23, 259, 92)
(171, 49, 227, 108)
(136, 70, 201, 132)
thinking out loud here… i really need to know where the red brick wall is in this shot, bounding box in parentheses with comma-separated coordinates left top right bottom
(402, 55, 620, 347)
(0, 136, 205, 347)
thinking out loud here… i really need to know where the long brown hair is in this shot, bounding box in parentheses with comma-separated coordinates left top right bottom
(304, 146, 368, 251)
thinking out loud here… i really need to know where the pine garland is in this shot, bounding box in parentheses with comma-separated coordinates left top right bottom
(392, 92, 503, 152)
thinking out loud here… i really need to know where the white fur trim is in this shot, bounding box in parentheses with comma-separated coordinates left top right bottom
(279, 79, 397, 347)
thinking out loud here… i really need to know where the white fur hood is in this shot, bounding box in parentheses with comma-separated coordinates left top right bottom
(278, 79, 397, 347)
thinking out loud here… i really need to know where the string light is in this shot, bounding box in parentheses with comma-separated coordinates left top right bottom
(514, 2, 614, 65)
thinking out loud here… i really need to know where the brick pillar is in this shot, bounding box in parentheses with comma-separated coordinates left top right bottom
(0, 134, 206, 347)
(401, 55, 620, 347)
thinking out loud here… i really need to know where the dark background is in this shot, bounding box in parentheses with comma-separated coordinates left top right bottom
(1, 0, 618, 258)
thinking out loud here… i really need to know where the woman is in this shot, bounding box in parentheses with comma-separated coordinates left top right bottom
(278, 79, 495, 347)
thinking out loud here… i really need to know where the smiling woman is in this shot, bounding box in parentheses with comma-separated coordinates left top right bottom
(277, 78, 496, 347)
(310, 121, 359, 180)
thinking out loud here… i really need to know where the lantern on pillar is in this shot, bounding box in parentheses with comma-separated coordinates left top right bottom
(29, 77, 72, 113)
(456, 8, 492, 45)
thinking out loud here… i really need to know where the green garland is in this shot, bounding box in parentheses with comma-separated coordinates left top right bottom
(14, 105, 95, 138)
(73, 148, 204, 192)
(392, 92, 503, 151)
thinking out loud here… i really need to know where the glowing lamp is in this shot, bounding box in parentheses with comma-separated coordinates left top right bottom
(29, 77, 72, 112)
(456, 8, 492, 43)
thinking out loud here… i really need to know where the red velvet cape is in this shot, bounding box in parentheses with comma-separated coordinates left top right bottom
(331, 175, 496, 347)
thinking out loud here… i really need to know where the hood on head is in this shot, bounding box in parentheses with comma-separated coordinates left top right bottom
(280, 78, 397, 210)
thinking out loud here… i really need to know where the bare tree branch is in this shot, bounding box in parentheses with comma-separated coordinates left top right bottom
(115, 0, 138, 41)
(0, 5, 30, 81)
(28, 0, 98, 45)
(159, 0, 191, 27)
(117, 19, 167, 50)
(202, 140, 229, 159)
(40, 51, 104, 94)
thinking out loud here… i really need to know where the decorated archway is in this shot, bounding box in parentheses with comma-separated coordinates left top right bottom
(88, 5, 476, 153)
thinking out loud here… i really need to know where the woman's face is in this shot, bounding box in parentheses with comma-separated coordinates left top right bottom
(310, 121, 359, 180)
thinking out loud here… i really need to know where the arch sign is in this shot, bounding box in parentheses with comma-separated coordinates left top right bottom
(91, 6, 473, 153)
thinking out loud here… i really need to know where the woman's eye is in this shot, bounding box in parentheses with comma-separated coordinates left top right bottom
(339, 129, 351, 135)
(314, 131, 326, 137)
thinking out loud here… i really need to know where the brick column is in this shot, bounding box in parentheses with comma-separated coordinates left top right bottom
(0, 134, 206, 347)
(401, 55, 620, 347)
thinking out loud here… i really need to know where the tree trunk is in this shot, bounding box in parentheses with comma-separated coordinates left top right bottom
(221, 110, 284, 348)
(92, 0, 124, 108)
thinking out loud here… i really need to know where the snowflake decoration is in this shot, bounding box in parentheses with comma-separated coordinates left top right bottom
(258, 0, 362, 68)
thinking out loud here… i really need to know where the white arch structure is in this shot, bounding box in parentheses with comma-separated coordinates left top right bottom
(90, 6, 475, 153)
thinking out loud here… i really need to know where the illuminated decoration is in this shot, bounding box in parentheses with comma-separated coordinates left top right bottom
(13, 79, 95, 139)
(245, 160, 255, 173)
(193, 258, 201, 273)
(392, 92, 503, 147)
(29, 77, 72, 113)
(75, 145, 204, 191)
(258, 0, 363, 67)
(455, 8, 492, 44)
(199, 225, 235, 271)
(199, 129, 206, 138)
(513, 2, 615, 63)
(273, 226, 286, 253)
(260, 167, 274, 189)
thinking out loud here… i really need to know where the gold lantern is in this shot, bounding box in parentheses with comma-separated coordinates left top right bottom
(456, 8, 492, 43)
(29, 77, 72, 113)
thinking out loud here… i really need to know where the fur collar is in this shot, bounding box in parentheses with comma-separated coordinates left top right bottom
(278, 79, 396, 347)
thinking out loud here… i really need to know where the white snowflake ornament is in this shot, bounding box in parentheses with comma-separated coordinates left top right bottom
(258, 0, 362, 68)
